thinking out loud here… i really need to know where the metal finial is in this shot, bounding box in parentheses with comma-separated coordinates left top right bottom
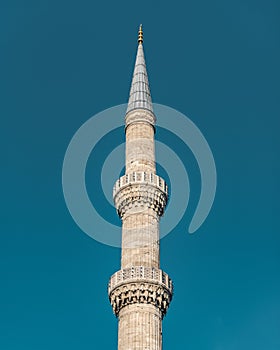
(138, 24, 143, 44)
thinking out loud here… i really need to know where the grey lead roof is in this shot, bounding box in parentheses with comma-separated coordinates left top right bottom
(126, 43, 154, 115)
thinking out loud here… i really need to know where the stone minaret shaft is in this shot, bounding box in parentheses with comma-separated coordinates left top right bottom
(108, 26, 173, 350)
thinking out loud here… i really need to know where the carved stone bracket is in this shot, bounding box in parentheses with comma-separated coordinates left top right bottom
(113, 172, 168, 218)
(108, 267, 173, 318)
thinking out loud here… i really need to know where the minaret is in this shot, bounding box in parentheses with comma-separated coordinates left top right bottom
(108, 25, 173, 350)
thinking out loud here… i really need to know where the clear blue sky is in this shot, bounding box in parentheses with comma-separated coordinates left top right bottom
(1, 0, 280, 349)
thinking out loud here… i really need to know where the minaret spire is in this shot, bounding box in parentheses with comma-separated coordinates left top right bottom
(126, 25, 154, 115)
(108, 27, 173, 350)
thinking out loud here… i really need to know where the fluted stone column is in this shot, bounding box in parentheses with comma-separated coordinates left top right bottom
(108, 26, 173, 350)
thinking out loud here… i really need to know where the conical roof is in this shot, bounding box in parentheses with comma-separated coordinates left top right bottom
(126, 26, 154, 115)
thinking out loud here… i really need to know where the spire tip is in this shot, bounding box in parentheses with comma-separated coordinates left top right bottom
(138, 24, 143, 44)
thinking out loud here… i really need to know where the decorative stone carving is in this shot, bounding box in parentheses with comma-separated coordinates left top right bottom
(109, 266, 173, 291)
(109, 281, 172, 318)
(108, 267, 173, 318)
(108, 266, 172, 291)
(113, 172, 168, 218)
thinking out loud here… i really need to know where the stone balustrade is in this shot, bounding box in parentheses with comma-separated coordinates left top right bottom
(108, 267, 173, 317)
(113, 172, 168, 218)
(113, 172, 168, 197)
(108, 266, 173, 293)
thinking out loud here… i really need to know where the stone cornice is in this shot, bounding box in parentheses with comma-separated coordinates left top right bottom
(113, 172, 168, 218)
(125, 109, 156, 130)
(108, 267, 173, 318)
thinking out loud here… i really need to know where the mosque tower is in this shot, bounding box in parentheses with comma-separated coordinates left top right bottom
(108, 25, 173, 350)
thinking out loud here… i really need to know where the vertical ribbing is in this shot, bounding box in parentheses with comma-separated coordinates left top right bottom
(126, 122, 156, 174)
(118, 304, 162, 350)
(117, 106, 163, 348)
(121, 210, 159, 269)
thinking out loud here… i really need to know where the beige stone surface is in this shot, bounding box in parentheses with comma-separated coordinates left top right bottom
(126, 121, 156, 174)
(118, 304, 162, 350)
(109, 108, 172, 350)
(121, 211, 159, 268)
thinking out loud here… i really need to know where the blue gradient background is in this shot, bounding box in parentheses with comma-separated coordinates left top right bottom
(1, 0, 280, 349)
